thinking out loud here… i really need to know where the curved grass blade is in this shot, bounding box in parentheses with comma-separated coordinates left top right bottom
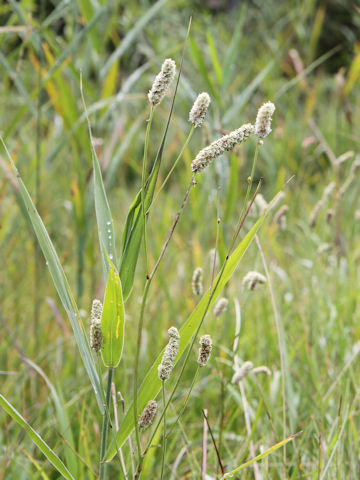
(0, 137, 105, 414)
(105, 214, 265, 461)
(220, 431, 302, 478)
(0, 394, 75, 480)
(101, 259, 125, 368)
(100, 0, 167, 79)
(80, 76, 117, 276)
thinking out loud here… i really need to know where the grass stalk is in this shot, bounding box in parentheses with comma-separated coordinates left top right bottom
(99, 368, 114, 480)
(141, 107, 154, 276)
(133, 177, 195, 464)
(150, 126, 195, 209)
(160, 381, 167, 480)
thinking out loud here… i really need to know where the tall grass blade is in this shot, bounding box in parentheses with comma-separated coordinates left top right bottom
(0, 394, 75, 480)
(0, 138, 105, 414)
(220, 432, 302, 478)
(81, 76, 117, 275)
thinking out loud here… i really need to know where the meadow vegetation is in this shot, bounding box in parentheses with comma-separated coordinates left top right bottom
(1, 1, 360, 478)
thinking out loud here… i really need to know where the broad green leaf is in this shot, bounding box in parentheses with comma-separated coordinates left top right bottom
(101, 259, 126, 368)
(220, 432, 302, 478)
(0, 394, 75, 480)
(100, 0, 167, 79)
(105, 214, 265, 461)
(0, 138, 105, 414)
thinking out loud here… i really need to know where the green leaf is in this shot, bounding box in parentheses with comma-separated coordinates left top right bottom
(0, 394, 75, 480)
(0, 138, 105, 415)
(105, 215, 265, 461)
(101, 259, 126, 368)
(220, 432, 302, 478)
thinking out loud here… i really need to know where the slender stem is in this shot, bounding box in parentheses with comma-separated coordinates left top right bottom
(133, 279, 150, 462)
(99, 368, 114, 480)
(239, 380, 262, 480)
(160, 381, 167, 480)
(150, 126, 195, 210)
(141, 107, 154, 276)
(167, 365, 199, 437)
(238, 141, 260, 232)
(133, 178, 195, 463)
(202, 409, 225, 475)
(111, 383, 128, 480)
(202, 408, 208, 480)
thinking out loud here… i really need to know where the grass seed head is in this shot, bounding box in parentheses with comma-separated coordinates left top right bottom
(232, 361, 254, 383)
(242, 271, 267, 290)
(148, 58, 176, 107)
(191, 123, 254, 174)
(255, 101, 276, 139)
(158, 326, 180, 381)
(138, 400, 158, 430)
(90, 299, 103, 352)
(189, 92, 211, 127)
(251, 365, 271, 376)
(213, 297, 229, 317)
(192, 267, 203, 296)
(198, 334, 212, 367)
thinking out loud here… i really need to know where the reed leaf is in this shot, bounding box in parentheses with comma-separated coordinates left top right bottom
(101, 259, 125, 368)
(0, 394, 75, 480)
(0, 138, 105, 414)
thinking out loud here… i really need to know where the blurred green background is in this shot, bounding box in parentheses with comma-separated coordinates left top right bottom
(1, 0, 360, 478)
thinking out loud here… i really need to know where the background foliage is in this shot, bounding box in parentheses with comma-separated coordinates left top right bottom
(1, 0, 360, 478)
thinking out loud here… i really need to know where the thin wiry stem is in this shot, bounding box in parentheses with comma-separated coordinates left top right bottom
(111, 383, 128, 480)
(238, 380, 262, 480)
(202, 409, 225, 475)
(167, 365, 199, 437)
(202, 408, 208, 480)
(133, 177, 195, 466)
(141, 107, 154, 276)
(150, 126, 195, 210)
(99, 368, 113, 480)
(160, 381, 167, 480)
